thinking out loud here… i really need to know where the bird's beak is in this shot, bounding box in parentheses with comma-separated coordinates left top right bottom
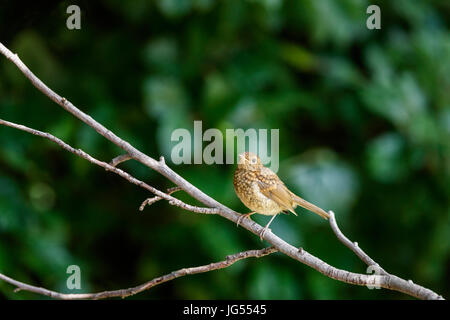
(238, 154, 246, 165)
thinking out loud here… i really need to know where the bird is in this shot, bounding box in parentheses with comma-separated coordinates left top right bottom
(233, 152, 330, 240)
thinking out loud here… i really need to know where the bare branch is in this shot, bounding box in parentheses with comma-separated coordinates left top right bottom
(0, 247, 277, 300)
(0, 119, 219, 216)
(0, 42, 219, 215)
(329, 211, 387, 275)
(140, 187, 182, 211)
(109, 153, 133, 167)
(0, 42, 445, 300)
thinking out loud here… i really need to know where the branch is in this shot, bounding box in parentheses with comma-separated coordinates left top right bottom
(140, 187, 182, 211)
(0, 42, 444, 300)
(329, 211, 387, 275)
(0, 119, 219, 215)
(0, 247, 277, 300)
(109, 153, 133, 167)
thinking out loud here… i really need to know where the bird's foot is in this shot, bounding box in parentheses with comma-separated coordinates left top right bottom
(236, 212, 255, 227)
(259, 227, 271, 241)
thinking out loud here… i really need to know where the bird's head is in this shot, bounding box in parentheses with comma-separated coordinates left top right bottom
(237, 152, 262, 171)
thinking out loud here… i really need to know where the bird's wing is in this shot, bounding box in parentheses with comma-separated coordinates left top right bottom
(256, 168, 298, 216)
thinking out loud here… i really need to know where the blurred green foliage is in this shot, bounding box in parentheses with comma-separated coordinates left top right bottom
(0, 0, 449, 299)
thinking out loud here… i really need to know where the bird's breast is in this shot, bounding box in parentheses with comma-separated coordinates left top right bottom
(233, 169, 283, 215)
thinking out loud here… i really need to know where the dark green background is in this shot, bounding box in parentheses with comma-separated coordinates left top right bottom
(0, 0, 449, 299)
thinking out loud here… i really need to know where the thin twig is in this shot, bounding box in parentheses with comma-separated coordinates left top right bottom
(0, 247, 277, 300)
(109, 153, 133, 167)
(328, 211, 387, 275)
(140, 187, 182, 211)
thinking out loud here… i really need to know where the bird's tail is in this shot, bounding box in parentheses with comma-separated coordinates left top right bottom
(291, 194, 330, 220)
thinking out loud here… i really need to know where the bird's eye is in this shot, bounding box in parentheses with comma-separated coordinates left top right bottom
(251, 157, 257, 164)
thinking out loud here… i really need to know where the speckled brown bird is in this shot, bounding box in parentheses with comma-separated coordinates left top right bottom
(233, 152, 330, 240)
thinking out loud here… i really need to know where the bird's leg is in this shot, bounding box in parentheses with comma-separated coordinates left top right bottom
(259, 214, 278, 241)
(236, 211, 256, 227)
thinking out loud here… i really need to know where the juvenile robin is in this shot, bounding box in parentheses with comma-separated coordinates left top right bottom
(233, 152, 329, 240)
